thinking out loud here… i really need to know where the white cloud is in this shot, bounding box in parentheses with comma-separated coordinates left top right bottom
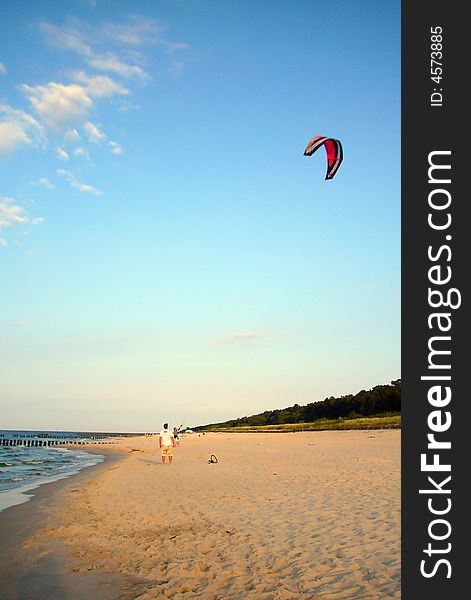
(57, 169, 103, 196)
(109, 140, 123, 155)
(64, 128, 81, 142)
(56, 147, 69, 161)
(0, 104, 42, 130)
(40, 16, 188, 85)
(84, 121, 106, 143)
(0, 121, 31, 153)
(0, 196, 43, 247)
(38, 177, 54, 189)
(74, 147, 91, 160)
(15, 74, 125, 141)
(0, 197, 28, 227)
(0, 104, 44, 153)
(2, 71, 123, 156)
(102, 17, 164, 46)
(40, 19, 150, 81)
(88, 55, 148, 81)
(2, 17, 187, 158)
(39, 21, 93, 58)
(20, 82, 93, 131)
(72, 71, 129, 97)
(102, 16, 187, 52)
(117, 100, 141, 113)
(32, 177, 55, 189)
(3, 75, 118, 155)
(169, 60, 185, 77)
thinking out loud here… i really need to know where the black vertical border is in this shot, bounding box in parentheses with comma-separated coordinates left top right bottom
(402, 1, 468, 598)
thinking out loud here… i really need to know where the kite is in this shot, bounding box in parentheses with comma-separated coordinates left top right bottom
(303, 135, 343, 180)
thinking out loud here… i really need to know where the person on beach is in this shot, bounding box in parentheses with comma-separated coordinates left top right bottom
(173, 426, 180, 447)
(159, 423, 175, 464)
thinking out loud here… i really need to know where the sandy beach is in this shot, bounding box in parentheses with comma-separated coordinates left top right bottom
(0, 430, 400, 599)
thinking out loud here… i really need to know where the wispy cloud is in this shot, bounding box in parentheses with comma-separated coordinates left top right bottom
(0, 121, 31, 153)
(2, 16, 186, 159)
(57, 169, 102, 196)
(56, 147, 69, 161)
(88, 55, 148, 81)
(102, 16, 188, 52)
(39, 21, 93, 57)
(109, 140, 123, 155)
(0, 196, 43, 247)
(14, 318, 34, 327)
(0, 197, 28, 228)
(64, 128, 81, 142)
(84, 121, 106, 143)
(39, 16, 187, 83)
(73, 147, 91, 160)
(54, 333, 128, 349)
(117, 100, 141, 113)
(96, 335, 128, 343)
(102, 17, 164, 46)
(209, 331, 275, 346)
(169, 59, 185, 78)
(0, 104, 44, 153)
(31, 177, 55, 189)
(72, 71, 128, 97)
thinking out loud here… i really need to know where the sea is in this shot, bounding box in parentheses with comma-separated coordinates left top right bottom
(0, 430, 108, 513)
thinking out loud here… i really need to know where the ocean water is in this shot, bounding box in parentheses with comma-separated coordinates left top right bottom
(0, 430, 106, 512)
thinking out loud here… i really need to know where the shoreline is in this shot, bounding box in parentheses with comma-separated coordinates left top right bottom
(0, 444, 111, 513)
(0, 443, 130, 599)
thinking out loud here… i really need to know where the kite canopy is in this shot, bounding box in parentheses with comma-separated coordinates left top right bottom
(304, 135, 343, 180)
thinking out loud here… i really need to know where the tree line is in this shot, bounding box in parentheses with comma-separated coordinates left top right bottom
(196, 379, 401, 430)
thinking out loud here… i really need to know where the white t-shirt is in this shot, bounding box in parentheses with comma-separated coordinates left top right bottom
(160, 429, 174, 446)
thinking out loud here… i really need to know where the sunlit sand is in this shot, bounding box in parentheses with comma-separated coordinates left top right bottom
(7, 430, 401, 599)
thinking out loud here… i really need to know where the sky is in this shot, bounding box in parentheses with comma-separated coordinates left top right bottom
(0, 0, 400, 432)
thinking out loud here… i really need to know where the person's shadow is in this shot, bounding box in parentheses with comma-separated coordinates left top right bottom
(14, 555, 69, 600)
(137, 458, 161, 465)
(13, 551, 145, 599)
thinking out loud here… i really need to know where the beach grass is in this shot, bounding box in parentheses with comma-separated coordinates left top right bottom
(199, 413, 401, 433)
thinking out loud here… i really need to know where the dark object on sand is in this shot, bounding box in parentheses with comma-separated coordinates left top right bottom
(208, 454, 218, 464)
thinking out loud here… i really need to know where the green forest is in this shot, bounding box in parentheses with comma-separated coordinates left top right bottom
(195, 379, 401, 430)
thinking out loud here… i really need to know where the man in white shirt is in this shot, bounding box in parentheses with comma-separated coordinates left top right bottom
(159, 423, 175, 464)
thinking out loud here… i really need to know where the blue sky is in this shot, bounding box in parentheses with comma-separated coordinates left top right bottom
(1, 0, 400, 432)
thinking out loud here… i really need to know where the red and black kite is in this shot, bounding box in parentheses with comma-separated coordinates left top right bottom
(304, 135, 343, 180)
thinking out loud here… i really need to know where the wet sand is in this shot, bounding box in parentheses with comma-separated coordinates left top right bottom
(0, 431, 400, 599)
(0, 446, 132, 599)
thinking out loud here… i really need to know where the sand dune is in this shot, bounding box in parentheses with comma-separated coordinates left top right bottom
(23, 430, 400, 599)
